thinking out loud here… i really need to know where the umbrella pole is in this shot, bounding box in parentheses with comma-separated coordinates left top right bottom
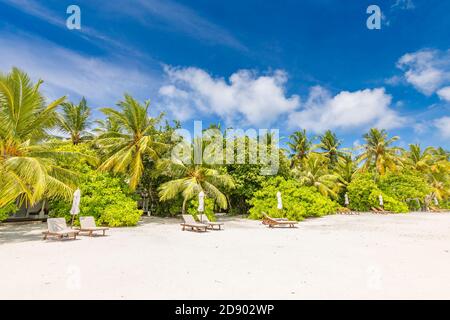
(71, 214, 75, 228)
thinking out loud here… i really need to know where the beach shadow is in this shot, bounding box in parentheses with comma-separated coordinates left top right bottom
(0, 222, 46, 244)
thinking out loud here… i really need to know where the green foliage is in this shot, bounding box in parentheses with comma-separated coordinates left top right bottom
(347, 173, 379, 211)
(0, 202, 18, 221)
(368, 191, 408, 213)
(100, 202, 142, 227)
(347, 172, 409, 213)
(378, 170, 431, 210)
(248, 177, 339, 221)
(49, 143, 142, 227)
(187, 197, 216, 221)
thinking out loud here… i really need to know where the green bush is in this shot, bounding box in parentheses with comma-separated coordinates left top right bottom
(187, 197, 216, 221)
(248, 177, 339, 221)
(48, 143, 142, 227)
(100, 202, 142, 227)
(347, 173, 409, 213)
(368, 190, 408, 213)
(347, 173, 379, 212)
(378, 171, 431, 210)
(0, 202, 18, 222)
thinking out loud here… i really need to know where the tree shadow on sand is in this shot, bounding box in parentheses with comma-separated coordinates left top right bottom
(0, 222, 45, 244)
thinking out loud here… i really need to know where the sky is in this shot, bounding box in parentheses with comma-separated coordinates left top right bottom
(0, 0, 449, 149)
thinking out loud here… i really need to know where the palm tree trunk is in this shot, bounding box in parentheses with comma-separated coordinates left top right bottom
(182, 198, 188, 214)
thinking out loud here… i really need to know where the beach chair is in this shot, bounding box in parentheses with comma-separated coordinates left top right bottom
(371, 207, 391, 214)
(262, 212, 298, 228)
(199, 214, 224, 230)
(42, 218, 79, 240)
(181, 214, 208, 232)
(79, 216, 109, 236)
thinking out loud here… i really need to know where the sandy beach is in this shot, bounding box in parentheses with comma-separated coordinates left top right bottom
(1, 212, 450, 300)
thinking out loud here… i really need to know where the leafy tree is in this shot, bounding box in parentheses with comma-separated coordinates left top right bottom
(96, 94, 167, 190)
(293, 153, 341, 198)
(0, 68, 76, 207)
(357, 128, 402, 175)
(57, 97, 91, 145)
(287, 129, 312, 168)
(248, 177, 339, 221)
(317, 130, 343, 168)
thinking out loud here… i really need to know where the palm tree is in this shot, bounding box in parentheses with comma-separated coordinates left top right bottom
(335, 154, 357, 188)
(317, 130, 343, 168)
(403, 144, 434, 172)
(293, 153, 341, 198)
(357, 128, 402, 175)
(0, 68, 77, 207)
(96, 94, 166, 190)
(158, 139, 235, 214)
(287, 129, 312, 168)
(57, 97, 91, 145)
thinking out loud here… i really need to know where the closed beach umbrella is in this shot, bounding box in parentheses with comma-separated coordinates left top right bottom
(198, 191, 205, 222)
(70, 189, 81, 227)
(344, 193, 349, 206)
(277, 191, 282, 210)
(379, 194, 384, 207)
(434, 197, 439, 206)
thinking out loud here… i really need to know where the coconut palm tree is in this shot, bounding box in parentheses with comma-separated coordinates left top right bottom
(287, 129, 312, 168)
(293, 153, 341, 198)
(335, 154, 357, 188)
(0, 68, 77, 207)
(357, 128, 402, 175)
(96, 94, 167, 190)
(402, 144, 434, 172)
(57, 97, 91, 145)
(158, 139, 235, 214)
(317, 130, 343, 168)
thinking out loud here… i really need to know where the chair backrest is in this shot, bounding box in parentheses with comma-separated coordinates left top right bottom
(80, 216, 96, 229)
(182, 214, 197, 224)
(199, 214, 210, 223)
(47, 218, 68, 232)
(262, 212, 277, 222)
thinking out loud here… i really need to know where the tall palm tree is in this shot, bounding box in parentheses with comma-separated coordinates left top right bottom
(287, 129, 312, 168)
(57, 97, 91, 145)
(293, 153, 341, 198)
(0, 68, 77, 207)
(96, 94, 166, 190)
(402, 144, 434, 172)
(335, 154, 357, 188)
(357, 128, 402, 175)
(158, 139, 235, 214)
(317, 130, 343, 168)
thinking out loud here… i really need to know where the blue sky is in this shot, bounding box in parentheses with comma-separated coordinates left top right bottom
(0, 0, 449, 149)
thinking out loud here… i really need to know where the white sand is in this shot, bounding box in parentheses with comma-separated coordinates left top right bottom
(1, 212, 450, 300)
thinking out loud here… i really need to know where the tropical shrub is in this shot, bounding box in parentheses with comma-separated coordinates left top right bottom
(248, 177, 339, 221)
(48, 143, 142, 227)
(368, 190, 408, 213)
(347, 173, 408, 213)
(347, 173, 379, 211)
(187, 197, 216, 221)
(0, 202, 18, 222)
(378, 170, 431, 210)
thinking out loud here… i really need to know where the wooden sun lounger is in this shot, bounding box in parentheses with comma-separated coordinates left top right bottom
(181, 214, 208, 232)
(262, 213, 298, 228)
(199, 214, 224, 230)
(43, 218, 79, 240)
(371, 207, 392, 214)
(78, 216, 109, 236)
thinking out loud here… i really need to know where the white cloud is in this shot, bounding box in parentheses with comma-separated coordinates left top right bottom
(0, 31, 160, 108)
(437, 86, 450, 102)
(434, 117, 450, 138)
(396, 49, 450, 95)
(287, 86, 407, 133)
(159, 67, 300, 126)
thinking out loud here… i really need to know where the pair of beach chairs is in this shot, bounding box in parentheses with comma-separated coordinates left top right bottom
(42, 216, 108, 240)
(180, 214, 223, 232)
